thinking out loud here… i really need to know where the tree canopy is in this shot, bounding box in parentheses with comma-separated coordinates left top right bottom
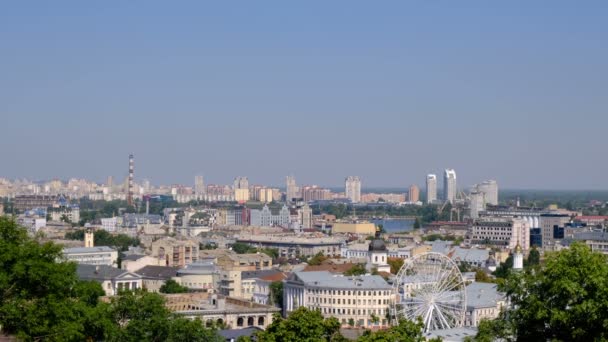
(343, 263, 367, 276)
(472, 242, 608, 341)
(0, 217, 221, 342)
(159, 279, 189, 294)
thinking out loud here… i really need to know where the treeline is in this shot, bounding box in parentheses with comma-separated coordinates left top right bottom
(65, 229, 140, 252)
(313, 203, 451, 224)
(0, 217, 222, 342)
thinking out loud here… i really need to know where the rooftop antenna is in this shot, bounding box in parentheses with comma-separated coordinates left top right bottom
(127, 154, 134, 207)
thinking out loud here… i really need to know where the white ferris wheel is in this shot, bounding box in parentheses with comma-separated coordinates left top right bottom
(392, 252, 466, 332)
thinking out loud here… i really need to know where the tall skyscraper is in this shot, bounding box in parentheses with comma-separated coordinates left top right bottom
(127, 154, 134, 206)
(474, 180, 498, 206)
(345, 176, 361, 203)
(408, 185, 420, 203)
(426, 174, 437, 204)
(286, 175, 298, 202)
(469, 191, 484, 219)
(195, 175, 205, 195)
(443, 169, 457, 204)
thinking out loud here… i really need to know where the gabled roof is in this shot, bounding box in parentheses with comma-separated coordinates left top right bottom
(135, 265, 180, 279)
(76, 264, 141, 281)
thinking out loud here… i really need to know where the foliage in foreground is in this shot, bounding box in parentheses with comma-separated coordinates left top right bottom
(0, 217, 221, 342)
(470, 242, 608, 341)
(241, 307, 440, 342)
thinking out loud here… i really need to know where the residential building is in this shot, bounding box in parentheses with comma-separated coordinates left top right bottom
(13, 195, 58, 212)
(195, 175, 205, 195)
(298, 203, 313, 229)
(48, 205, 80, 223)
(469, 217, 530, 251)
(283, 271, 393, 328)
(443, 169, 457, 203)
(249, 205, 290, 227)
(469, 191, 485, 219)
(426, 174, 437, 204)
(63, 246, 119, 267)
(464, 282, 506, 327)
(571, 232, 608, 255)
(345, 176, 361, 203)
(150, 237, 199, 267)
(301, 185, 332, 202)
(332, 221, 376, 235)
(236, 235, 344, 258)
(121, 254, 160, 272)
(136, 265, 180, 293)
(473, 180, 499, 206)
(408, 185, 420, 203)
(76, 264, 142, 296)
(176, 259, 220, 292)
(286, 175, 299, 202)
(540, 213, 570, 248)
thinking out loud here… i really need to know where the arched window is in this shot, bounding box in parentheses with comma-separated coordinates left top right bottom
(258, 317, 265, 326)
(248, 317, 254, 326)
(237, 317, 244, 327)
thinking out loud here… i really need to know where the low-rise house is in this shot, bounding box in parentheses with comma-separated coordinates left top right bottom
(63, 246, 118, 267)
(176, 259, 219, 292)
(136, 265, 180, 293)
(464, 282, 506, 327)
(76, 264, 142, 296)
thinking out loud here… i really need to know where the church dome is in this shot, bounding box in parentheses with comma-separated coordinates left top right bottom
(368, 239, 387, 252)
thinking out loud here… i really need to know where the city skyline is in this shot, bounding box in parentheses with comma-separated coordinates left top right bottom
(1, 2, 607, 189)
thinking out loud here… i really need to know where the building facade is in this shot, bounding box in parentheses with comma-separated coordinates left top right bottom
(426, 174, 437, 204)
(345, 176, 361, 203)
(469, 217, 530, 251)
(443, 169, 457, 203)
(408, 185, 420, 203)
(283, 271, 393, 328)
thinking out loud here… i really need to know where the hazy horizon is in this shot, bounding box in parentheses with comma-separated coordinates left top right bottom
(2, 1, 607, 190)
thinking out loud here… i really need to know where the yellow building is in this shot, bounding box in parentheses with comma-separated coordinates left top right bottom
(332, 221, 377, 235)
(234, 188, 250, 203)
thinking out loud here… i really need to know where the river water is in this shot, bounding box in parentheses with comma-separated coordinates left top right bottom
(370, 218, 415, 233)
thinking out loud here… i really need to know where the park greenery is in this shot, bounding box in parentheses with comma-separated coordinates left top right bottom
(0, 217, 222, 342)
(343, 263, 367, 276)
(470, 242, 608, 341)
(159, 279, 189, 294)
(240, 307, 441, 342)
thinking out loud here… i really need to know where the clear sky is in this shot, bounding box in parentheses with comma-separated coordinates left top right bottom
(1, 1, 607, 189)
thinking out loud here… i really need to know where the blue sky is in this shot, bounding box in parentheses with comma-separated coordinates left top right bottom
(1, 1, 607, 189)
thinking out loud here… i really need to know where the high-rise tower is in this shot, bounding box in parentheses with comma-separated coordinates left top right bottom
(127, 154, 134, 206)
(345, 176, 361, 203)
(426, 174, 437, 204)
(443, 169, 457, 204)
(286, 175, 298, 203)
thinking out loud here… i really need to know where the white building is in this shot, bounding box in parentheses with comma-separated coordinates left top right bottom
(76, 264, 142, 296)
(283, 271, 393, 328)
(101, 217, 121, 232)
(469, 191, 485, 219)
(464, 282, 506, 327)
(286, 175, 299, 202)
(426, 174, 437, 204)
(473, 180, 498, 206)
(345, 176, 361, 203)
(63, 246, 119, 267)
(469, 217, 530, 251)
(443, 169, 457, 204)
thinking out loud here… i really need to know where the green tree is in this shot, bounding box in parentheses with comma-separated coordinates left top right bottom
(269, 281, 283, 308)
(231, 242, 257, 254)
(413, 217, 421, 229)
(357, 318, 441, 342)
(307, 252, 328, 266)
(472, 243, 608, 341)
(526, 247, 540, 266)
(260, 248, 279, 259)
(159, 279, 189, 294)
(387, 257, 404, 274)
(492, 254, 513, 279)
(474, 269, 494, 283)
(344, 263, 367, 276)
(256, 307, 343, 342)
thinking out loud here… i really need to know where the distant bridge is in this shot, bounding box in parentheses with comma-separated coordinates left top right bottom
(355, 215, 418, 220)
